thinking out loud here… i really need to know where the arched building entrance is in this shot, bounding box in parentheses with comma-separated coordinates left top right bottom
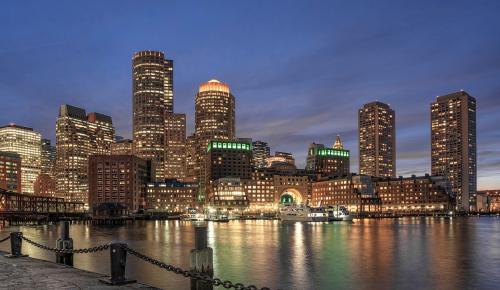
(277, 188, 305, 205)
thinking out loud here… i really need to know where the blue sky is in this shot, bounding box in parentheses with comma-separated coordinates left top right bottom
(0, 1, 499, 189)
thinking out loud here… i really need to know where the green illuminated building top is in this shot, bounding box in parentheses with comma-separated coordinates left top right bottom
(207, 140, 252, 152)
(317, 148, 349, 157)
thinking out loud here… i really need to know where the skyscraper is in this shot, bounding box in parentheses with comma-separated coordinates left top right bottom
(132, 51, 173, 180)
(358, 101, 396, 177)
(194, 79, 235, 199)
(185, 134, 198, 183)
(252, 140, 270, 169)
(40, 139, 56, 176)
(165, 113, 186, 180)
(431, 91, 477, 211)
(0, 124, 41, 193)
(56, 104, 114, 205)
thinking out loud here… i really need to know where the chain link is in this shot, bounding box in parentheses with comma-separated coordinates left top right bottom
(8, 232, 276, 290)
(122, 245, 275, 290)
(20, 235, 110, 254)
(0, 235, 10, 243)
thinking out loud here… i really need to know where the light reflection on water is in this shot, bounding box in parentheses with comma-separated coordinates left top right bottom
(1, 217, 500, 290)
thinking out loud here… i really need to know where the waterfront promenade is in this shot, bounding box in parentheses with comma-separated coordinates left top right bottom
(0, 251, 158, 290)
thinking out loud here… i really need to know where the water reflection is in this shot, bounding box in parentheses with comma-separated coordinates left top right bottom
(1, 218, 499, 290)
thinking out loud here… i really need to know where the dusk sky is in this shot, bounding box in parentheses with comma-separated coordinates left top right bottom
(1, 1, 499, 189)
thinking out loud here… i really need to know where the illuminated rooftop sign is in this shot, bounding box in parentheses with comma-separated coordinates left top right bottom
(207, 141, 251, 152)
(317, 148, 349, 157)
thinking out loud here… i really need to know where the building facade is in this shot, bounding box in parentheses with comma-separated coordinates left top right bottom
(185, 134, 198, 183)
(358, 101, 396, 177)
(41, 139, 56, 176)
(311, 175, 380, 214)
(375, 175, 454, 213)
(252, 140, 270, 169)
(56, 104, 114, 205)
(34, 173, 56, 197)
(88, 155, 151, 215)
(244, 167, 311, 212)
(0, 151, 21, 192)
(306, 137, 350, 177)
(478, 190, 500, 213)
(165, 113, 186, 180)
(431, 91, 477, 211)
(111, 139, 134, 155)
(207, 177, 250, 210)
(146, 179, 197, 212)
(0, 124, 41, 193)
(132, 51, 173, 180)
(194, 80, 235, 199)
(205, 140, 253, 183)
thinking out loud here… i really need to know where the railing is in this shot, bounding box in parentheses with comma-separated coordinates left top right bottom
(0, 222, 276, 290)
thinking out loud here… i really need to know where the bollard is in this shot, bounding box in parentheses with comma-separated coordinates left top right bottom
(190, 222, 214, 290)
(56, 221, 74, 266)
(5, 232, 28, 258)
(99, 242, 136, 285)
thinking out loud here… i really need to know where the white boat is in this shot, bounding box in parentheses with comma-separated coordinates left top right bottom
(279, 204, 329, 222)
(181, 213, 206, 221)
(324, 206, 354, 221)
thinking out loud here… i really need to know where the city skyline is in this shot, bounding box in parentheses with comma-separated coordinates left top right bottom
(1, 1, 499, 189)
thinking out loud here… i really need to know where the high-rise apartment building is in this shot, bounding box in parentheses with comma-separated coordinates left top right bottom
(431, 91, 476, 211)
(0, 124, 41, 193)
(132, 51, 173, 180)
(165, 113, 186, 180)
(194, 80, 235, 199)
(252, 140, 270, 169)
(0, 151, 22, 192)
(358, 101, 396, 177)
(41, 139, 56, 175)
(56, 104, 114, 205)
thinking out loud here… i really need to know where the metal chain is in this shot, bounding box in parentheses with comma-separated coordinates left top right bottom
(8, 233, 276, 290)
(122, 245, 273, 290)
(0, 235, 10, 243)
(20, 235, 110, 254)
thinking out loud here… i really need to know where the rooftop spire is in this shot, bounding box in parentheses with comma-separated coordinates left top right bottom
(333, 134, 343, 149)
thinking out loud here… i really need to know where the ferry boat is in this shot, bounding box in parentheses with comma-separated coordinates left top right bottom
(324, 206, 353, 221)
(279, 204, 329, 222)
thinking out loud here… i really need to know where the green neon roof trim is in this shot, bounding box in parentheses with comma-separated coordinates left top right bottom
(207, 141, 252, 152)
(317, 148, 349, 157)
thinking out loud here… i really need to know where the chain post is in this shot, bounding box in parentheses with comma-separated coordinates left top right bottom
(4, 232, 28, 258)
(190, 222, 213, 290)
(56, 221, 73, 266)
(99, 242, 136, 285)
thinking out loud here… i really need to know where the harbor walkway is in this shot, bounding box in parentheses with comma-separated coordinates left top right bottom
(0, 251, 158, 290)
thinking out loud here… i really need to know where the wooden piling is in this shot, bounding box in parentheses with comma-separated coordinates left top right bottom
(190, 222, 213, 290)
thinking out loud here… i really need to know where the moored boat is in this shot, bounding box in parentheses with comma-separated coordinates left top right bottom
(279, 204, 329, 222)
(324, 206, 353, 221)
